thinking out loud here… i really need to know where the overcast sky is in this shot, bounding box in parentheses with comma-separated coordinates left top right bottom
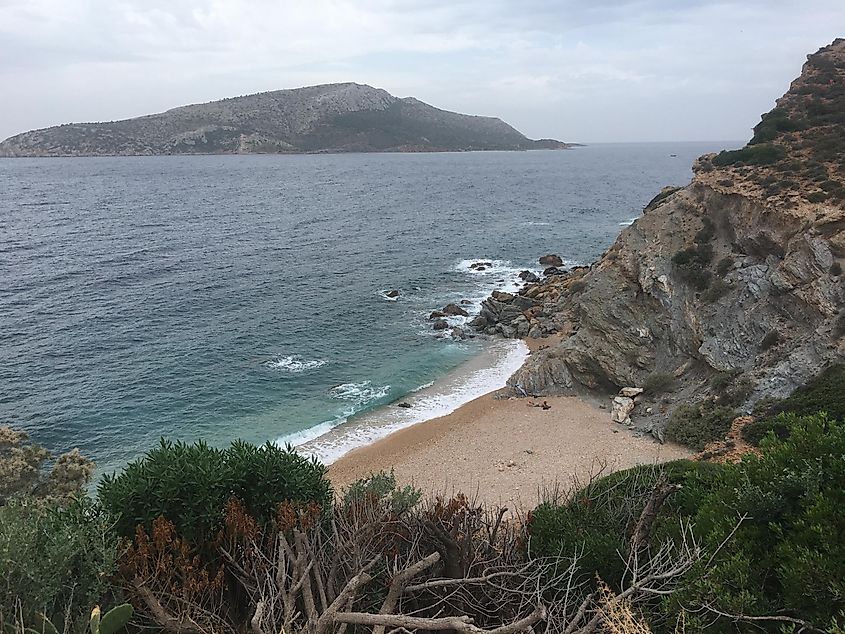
(1, 0, 842, 143)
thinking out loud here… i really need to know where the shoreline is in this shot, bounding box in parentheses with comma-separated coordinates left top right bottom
(328, 339, 691, 506)
(295, 338, 530, 464)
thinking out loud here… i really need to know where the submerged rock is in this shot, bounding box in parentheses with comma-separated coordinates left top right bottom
(539, 254, 564, 267)
(432, 319, 449, 331)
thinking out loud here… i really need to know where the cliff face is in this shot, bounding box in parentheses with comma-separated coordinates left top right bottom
(0, 83, 570, 157)
(481, 39, 845, 432)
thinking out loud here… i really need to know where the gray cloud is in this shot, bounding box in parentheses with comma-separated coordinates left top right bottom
(0, 0, 842, 142)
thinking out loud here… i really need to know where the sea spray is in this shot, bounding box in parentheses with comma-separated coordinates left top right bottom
(290, 339, 529, 463)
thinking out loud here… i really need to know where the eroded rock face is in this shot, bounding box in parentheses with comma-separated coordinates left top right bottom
(505, 40, 845, 429)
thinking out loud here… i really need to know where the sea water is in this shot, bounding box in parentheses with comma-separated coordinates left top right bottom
(0, 143, 732, 475)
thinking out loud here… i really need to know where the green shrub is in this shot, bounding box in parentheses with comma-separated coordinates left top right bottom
(807, 191, 828, 203)
(0, 498, 120, 633)
(715, 256, 735, 277)
(642, 372, 676, 395)
(672, 243, 714, 291)
(663, 414, 845, 630)
(701, 278, 731, 302)
(98, 439, 332, 544)
(749, 107, 805, 145)
(712, 144, 786, 167)
(740, 417, 791, 446)
(694, 217, 716, 244)
(755, 364, 845, 423)
(721, 375, 754, 406)
(665, 401, 736, 450)
(528, 460, 720, 591)
(342, 470, 421, 515)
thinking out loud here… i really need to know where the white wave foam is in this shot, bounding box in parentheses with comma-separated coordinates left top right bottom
(276, 417, 344, 448)
(523, 221, 551, 226)
(329, 381, 391, 405)
(296, 339, 529, 464)
(619, 216, 640, 226)
(266, 355, 327, 373)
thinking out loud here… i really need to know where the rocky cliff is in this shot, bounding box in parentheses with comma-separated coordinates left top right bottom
(0, 83, 571, 157)
(473, 39, 845, 436)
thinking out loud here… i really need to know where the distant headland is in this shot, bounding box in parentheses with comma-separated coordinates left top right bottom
(0, 83, 575, 157)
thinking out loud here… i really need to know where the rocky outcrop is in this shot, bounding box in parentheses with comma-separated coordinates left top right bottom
(487, 40, 845, 433)
(0, 83, 573, 157)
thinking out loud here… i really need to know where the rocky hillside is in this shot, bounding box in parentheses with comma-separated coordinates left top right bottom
(473, 39, 845, 438)
(0, 83, 570, 157)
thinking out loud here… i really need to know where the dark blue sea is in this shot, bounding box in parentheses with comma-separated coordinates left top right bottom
(0, 143, 732, 475)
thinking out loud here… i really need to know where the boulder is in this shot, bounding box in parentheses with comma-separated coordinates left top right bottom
(611, 396, 635, 425)
(429, 310, 447, 319)
(491, 290, 515, 302)
(433, 319, 449, 331)
(385, 289, 400, 298)
(620, 387, 644, 398)
(442, 303, 469, 317)
(470, 261, 493, 270)
(543, 267, 564, 276)
(397, 402, 412, 408)
(451, 327, 466, 340)
(519, 270, 540, 283)
(460, 299, 473, 305)
(539, 254, 564, 267)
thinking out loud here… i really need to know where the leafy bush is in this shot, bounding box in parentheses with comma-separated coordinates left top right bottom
(342, 470, 422, 515)
(642, 372, 676, 395)
(701, 278, 731, 302)
(749, 107, 805, 145)
(694, 217, 716, 244)
(755, 364, 845, 422)
(528, 461, 719, 591)
(739, 418, 791, 446)
(665, 401, 736, 450)
(712, 144, 786, 167)
(807, 191, 828, 203)
(98, 439, 332, 544)
(663, 414, 845, 631)
(715, 256, 735, 277)
(672, 242, 714, 291)
(0, 498, 120, 633)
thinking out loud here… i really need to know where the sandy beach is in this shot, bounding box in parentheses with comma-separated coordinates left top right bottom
(329, 386, 691, 508)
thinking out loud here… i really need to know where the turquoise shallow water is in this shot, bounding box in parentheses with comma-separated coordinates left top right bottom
(0, 143, 733, 475)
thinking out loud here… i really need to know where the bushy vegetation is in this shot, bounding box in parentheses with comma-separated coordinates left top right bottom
(532, 414, 845, 632)
(0, 499, 119, 633)
(0, 425, 94, 501)
(3, 362, 845, 633)
(98, 438, 331, 544)
(749, 107, 805, 145)
(671, 217, 718, 291)
(665, 400, 736, 450)
(642, 371, 676, 394)
(711, 143, 786, 167)
(755, 363, 845, 422)
(664, 413, 845, 631)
